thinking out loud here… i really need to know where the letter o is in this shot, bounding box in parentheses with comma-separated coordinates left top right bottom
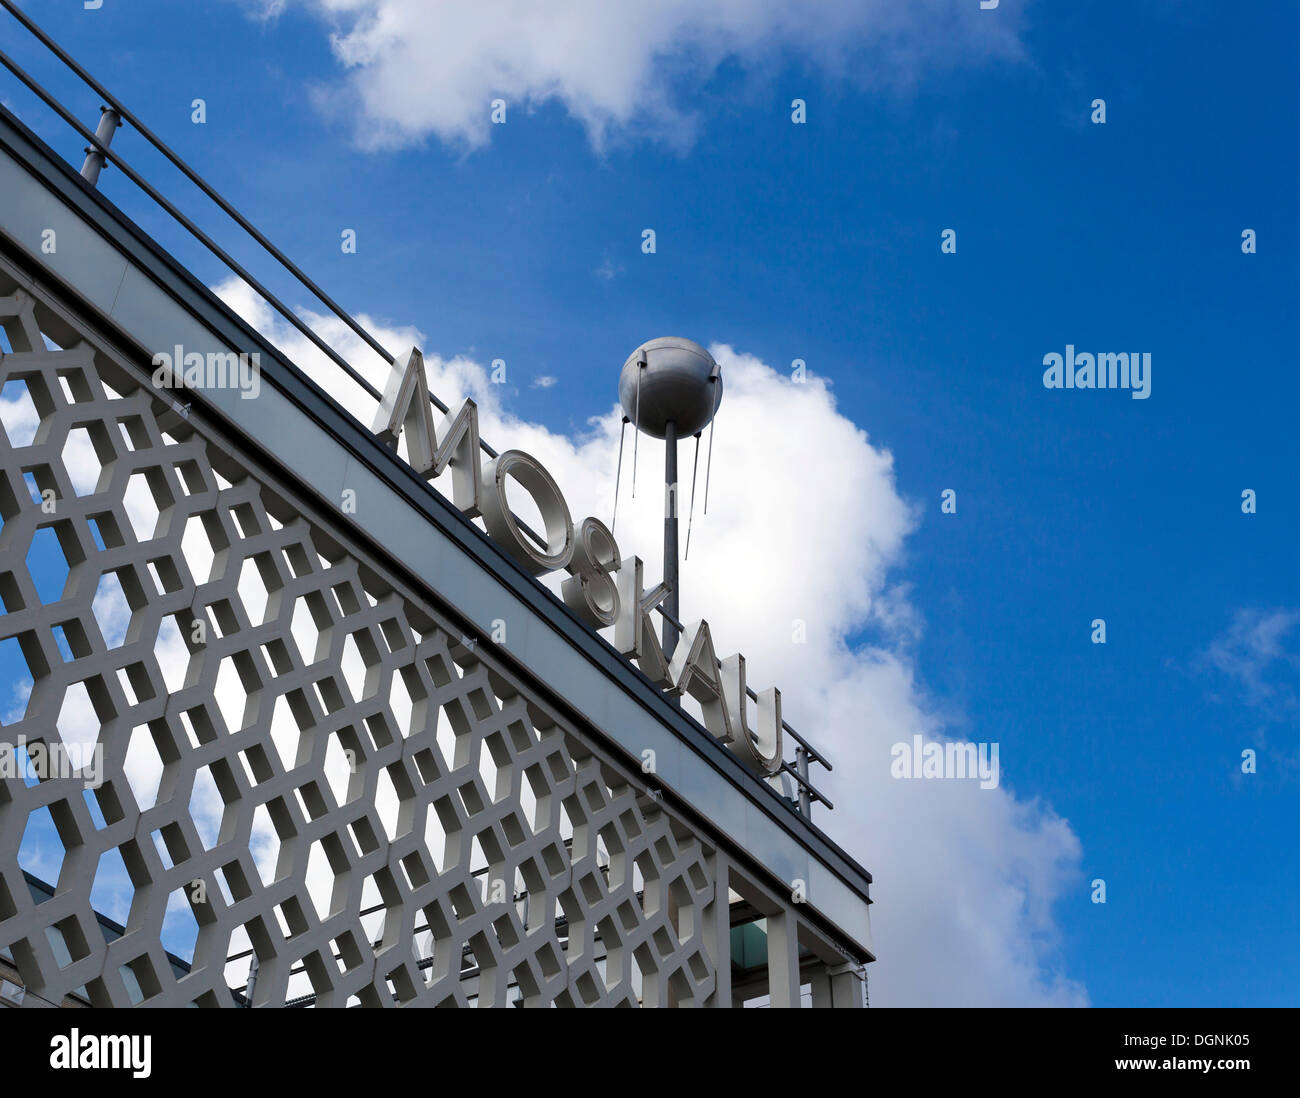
(480, 449, 574, 574)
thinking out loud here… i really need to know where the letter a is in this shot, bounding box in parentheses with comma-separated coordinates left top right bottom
(670, 620, 735, 745)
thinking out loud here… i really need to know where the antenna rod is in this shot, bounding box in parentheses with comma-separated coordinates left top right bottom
(685, 432, 700, 559)
(612, 417, 627, 531)
(631, 361, 642, 498)
(703, 376, 719, 513)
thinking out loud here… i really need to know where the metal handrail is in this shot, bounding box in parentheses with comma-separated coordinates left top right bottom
(0, 0, 395, 368)
(653, 603, 833, 771)
(0, 0, 833, 817)
(0, 0, 511, 455)
(0, 47, 386, 404)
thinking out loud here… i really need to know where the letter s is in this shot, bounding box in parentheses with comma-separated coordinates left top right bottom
(561, 517, 621, 628)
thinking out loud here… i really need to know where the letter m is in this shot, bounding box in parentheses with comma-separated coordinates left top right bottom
(102, 1035, 131, 1070)
(372, 347, 483, 515)
(1097, 352, 1129, 389)
(206, 351, 240, 387)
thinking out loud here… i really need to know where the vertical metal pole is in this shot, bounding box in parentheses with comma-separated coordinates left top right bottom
(796, 746, 811, 819)
(242, 951, 259, 1007)
(663, 420, 679, 659)
(80, 106, 121, 186)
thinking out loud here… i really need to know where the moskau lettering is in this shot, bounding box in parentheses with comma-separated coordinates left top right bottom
(370, 348, 783, 776)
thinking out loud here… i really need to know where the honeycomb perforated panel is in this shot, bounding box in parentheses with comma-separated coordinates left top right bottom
(0, 284, 730, 1007)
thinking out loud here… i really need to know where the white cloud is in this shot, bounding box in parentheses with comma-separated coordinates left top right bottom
(260, 0, 1028, 151)
(3, 274, 1083, 1003)
(1200, 607, 1300, 719)
(530, 375, 557, 390)
(0, 378, 41, 448)
(211, 279, 1086, 1005)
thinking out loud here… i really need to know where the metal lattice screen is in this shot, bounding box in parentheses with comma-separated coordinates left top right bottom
(0, 284, 725, 1007)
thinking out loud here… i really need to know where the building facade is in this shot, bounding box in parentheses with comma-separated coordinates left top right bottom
(0, 88, 873, 1007)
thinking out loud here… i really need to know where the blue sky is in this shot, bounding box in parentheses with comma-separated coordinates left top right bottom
(2, 0, 1298, 1005)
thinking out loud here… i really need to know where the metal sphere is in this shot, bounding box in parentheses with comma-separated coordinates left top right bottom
(619, 336, 722, 439)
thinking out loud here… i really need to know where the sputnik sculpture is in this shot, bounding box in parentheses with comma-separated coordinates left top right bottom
(613, 337, 722, 659)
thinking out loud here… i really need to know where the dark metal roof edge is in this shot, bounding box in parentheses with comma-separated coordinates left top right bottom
(0, 106, 874, 910)
(21, 871, 195, 982)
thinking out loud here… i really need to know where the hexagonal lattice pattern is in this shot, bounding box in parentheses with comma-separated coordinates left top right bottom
(0, 288, 728, 1007)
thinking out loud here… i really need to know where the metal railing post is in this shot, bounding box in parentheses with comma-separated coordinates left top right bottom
(79, 105, 119, 185)
(242, 952, 259, 1007)
(796, 745, 811, 819)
